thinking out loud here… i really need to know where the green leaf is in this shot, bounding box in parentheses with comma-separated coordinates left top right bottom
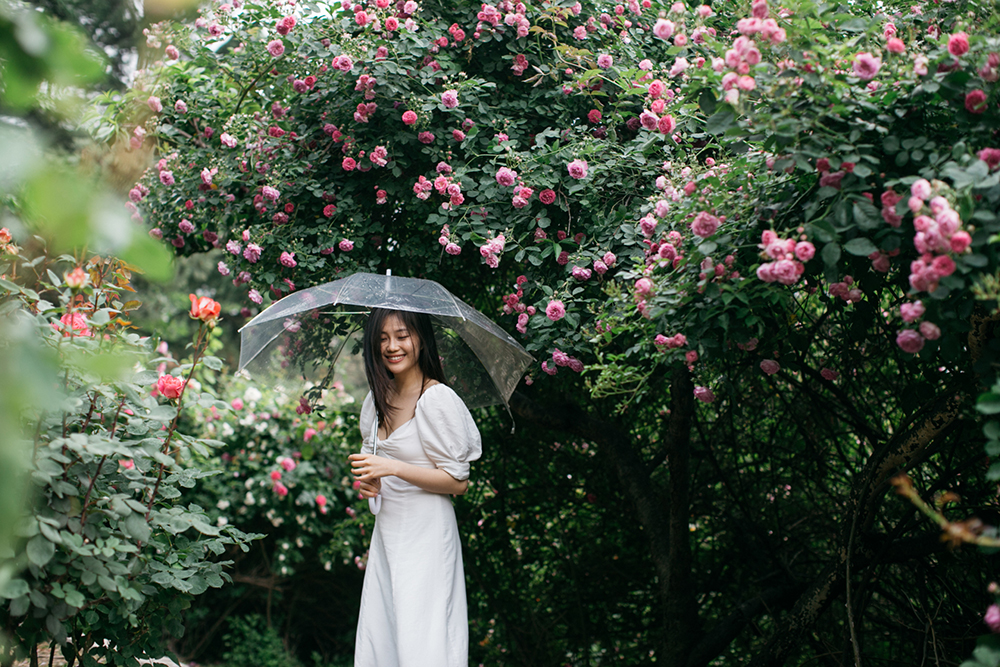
(978, 393, 1000, 415)
(705, 108, 735, 135)
(123, 513, 151, 543)
(26, 534, 55, 567)
(698, 89, 717, 116)
(202, 356, 223, 371)
(821, 243, 841, 266)
(0, 578, 29, 600)
(843, 238, 878, 256)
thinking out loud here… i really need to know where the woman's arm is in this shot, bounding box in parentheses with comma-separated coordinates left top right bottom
(349, 453, 468, 496)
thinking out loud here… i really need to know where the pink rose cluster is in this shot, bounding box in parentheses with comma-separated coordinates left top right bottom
(512, 184, 533, 209)
(735, 0, 786, 43)
(437, 224, 462, 256)
(755, 230, 814, 285)
(354, 102, 378, 123)
(828, 275, 863, 303)
(479, 234, 506, 268)
(547, 348, 584, 374)
(895, 299, 941, 354)
(654, 332, 687, 349)
(906, 180, 968, 293)
(355, 73, 377, 100)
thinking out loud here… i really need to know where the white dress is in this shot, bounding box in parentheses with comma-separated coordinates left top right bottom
(354, 384, 482, 667)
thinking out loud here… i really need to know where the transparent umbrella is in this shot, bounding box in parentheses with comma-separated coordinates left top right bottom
(237, 272, 534, 414)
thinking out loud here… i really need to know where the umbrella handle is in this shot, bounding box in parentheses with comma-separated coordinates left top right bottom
(367, 414, 382, 515)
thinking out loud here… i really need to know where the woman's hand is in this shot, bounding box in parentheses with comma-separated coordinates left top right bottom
(349, 453, 397, 484)
(358, 478, 381, 499)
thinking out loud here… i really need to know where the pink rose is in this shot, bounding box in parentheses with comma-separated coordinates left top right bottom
(693, 386, 715, 403)
(274, 481, 289, 497)
(539, 189, 556, 204)
(852, 52, 881, 80)
(653, 18, 674, 40)
(495, 167, 517, 186)
(635, 277, 654, 297)
(156, 374, 185, 399)
(266, 39, 285, 57)
(760, 359, 780, 375)
(402, 110, 418, 125)
(339, 239, 354, 252)
(947, 32, 969, 57)
(820, 367, 839, 381)
(985, 604, 1000, 633)
(342, 157, 357, 171)
(966, 89, 987, 114)
(690, 211, 721, 238)
(441, 89, 459, 108)
(900, 300, 925, 323)
(896, 329, 925, 354)
(279, 251, 297, 267)
(794, 241, 815, 262)
(567, 159, 588, 179)
(545, 299, 566, 321)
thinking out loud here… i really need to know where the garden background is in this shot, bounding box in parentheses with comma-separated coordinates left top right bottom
(2, 0, 1000, 664)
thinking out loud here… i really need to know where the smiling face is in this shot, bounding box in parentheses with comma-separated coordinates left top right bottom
(379, 314, 421, 378)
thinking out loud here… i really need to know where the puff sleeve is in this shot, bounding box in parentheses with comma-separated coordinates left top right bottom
(414, 384, 482, 481)
(359, 392, 376, 455)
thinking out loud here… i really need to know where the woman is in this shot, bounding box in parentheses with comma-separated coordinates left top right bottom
(348, 308, 482, 667)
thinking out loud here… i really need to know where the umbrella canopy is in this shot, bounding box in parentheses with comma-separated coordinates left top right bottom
(237, 272, 533, 411)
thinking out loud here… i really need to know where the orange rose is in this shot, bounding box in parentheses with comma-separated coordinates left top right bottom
(189, 294, 221, 324)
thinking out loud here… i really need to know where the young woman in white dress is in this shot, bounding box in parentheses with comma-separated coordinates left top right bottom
(348, 308, 482, 667)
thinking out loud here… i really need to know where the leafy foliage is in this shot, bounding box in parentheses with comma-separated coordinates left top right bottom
(0, 251, 257, 666)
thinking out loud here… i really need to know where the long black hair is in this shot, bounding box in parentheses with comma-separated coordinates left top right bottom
(362, 308, 447, 427)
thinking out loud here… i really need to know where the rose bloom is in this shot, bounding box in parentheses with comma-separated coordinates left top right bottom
(441, 89, 459, 108)
(693, 386, 715, 403)
(54, 311, 92, 337)
(985, 604, 1000, 633)
(279, 251, 297, 267)
(495, 167, 517, 186)
(896, 329, 925, 354)
(852, 52, 881, 80)
(653, 18, 674, 40)
(402, 110, 418, 125)
(545, 299, 566, 321)
(189, 294, 221, 323)
(539, 189, 556, 204)
(900, 300, 925, 323)
(156, 374, 186, 399)
(690, 211, 721, 238)
(266, 39, 285, 57)
(947, 32, 969, 57)
(65, 267, 88, 289)
(966, 89, 987, 114)
(760, 359, 780, 375)
(339, 239, 354, 252)
(567, 159, 588, 179)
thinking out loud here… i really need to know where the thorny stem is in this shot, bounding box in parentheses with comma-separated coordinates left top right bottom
(892, 474, 1000, 547)
(145, 323, 209, 519)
